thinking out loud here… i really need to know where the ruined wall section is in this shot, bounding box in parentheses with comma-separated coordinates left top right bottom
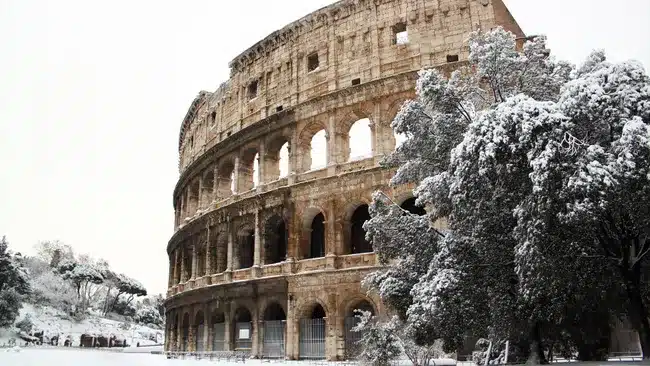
(178, 0, 512, 173)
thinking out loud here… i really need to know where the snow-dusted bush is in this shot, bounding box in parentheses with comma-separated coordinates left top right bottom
(135, 306, 163, 328)
(15, 314, 33, 333)
(352, 311, 401, 366)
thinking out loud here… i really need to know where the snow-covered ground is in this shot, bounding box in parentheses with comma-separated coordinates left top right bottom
(0, 303, 163, 347)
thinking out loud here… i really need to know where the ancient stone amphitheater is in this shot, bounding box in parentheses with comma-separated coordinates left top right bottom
(164, 0, 524, 360)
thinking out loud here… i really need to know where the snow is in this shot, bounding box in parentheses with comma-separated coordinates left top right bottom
(0, 303, 162, 347)
(0, 348, 460, 366)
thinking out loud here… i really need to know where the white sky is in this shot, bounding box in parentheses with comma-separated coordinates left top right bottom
(1, 0, 648, 295)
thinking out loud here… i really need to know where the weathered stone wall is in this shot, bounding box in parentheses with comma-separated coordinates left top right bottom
(165, 0, 524, 360)
(176, 0, 524, 174)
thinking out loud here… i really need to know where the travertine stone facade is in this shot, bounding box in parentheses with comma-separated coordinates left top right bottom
(165, 0, 523, 360)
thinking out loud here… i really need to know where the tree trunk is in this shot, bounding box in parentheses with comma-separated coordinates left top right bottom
(527, 322, 548, 365)
(622, 266, 650, 359)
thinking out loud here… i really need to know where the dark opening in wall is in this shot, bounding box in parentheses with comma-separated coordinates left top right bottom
(307, 53, 319, 72)
(210, 111, 216, 126)
(351, 78, 361, 86)
(276, 105, 284, 113)
(248, 80, 258, 100)
(227, 131, 232, 137)
(446, 54, 459, 62)
(393, 22, 408, 45)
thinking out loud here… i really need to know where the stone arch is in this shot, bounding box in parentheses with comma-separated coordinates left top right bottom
(297, 298, 329, 319)
(301, 207, 326, 259)
(297, 121, 328, 172)
(182, 244, 192, 282)
(202, 168, 215, 207)
(266, 133, 291, 181)
(233, 306, 253, 350)
(400, 196, 426, 216)
(195, 240, 206, 278)
(341, 199, 372, 255)
(339, 108, 374, 162)
(385, 98, 410, 150)
(217, 158, 236, 199)
(211, 309, 226, 351)
(235, 224, 254, 269)
(342, 297, 377, 360)
(342, 297, 377, 318)
(264, 214, 288, 264)
(194, 309, 206, 351)
(263, 302, 287, 321)
(239, 145, 260, 192)
(209, 230, 228, 274)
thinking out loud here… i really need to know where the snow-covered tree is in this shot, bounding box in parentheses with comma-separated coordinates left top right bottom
(366, 26, 650, 362)
(0, 236, 30, 327)
(57, 259, 104, 313)
(135, 306, 163, 328)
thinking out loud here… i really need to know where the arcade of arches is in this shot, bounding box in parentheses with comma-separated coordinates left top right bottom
(166, 290, 381, 360)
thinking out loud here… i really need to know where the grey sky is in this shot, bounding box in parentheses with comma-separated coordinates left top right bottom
(1, 0, 648, 296)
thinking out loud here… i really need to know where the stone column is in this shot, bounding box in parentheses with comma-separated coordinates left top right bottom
(168, 256, 173, 288)
(253, 209, 262, 267)
(180, 247, 186, 283)
(257, 140, 266, 187)
(224, 302, 232, 351)
(327, 114, 336, 166)
(213, 165, 219, 200)
(251, 305, 260, 357)
(191, 243, 198, 280)
(188, 322, 196, 352)
(288, 129, 299, 181)
(203, 303, 210, 352)
(198, 177, 204, 210)
(176, 311, 183, 351)
(169, 321, 176, 352)
(232, 156, 240, 194)
(205, 226, 212, 276)
(286, 297, 298, 360)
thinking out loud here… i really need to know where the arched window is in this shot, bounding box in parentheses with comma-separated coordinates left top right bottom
(310, 130, 327, 170)
(239, 148, 259, 192)
(203, 170, 215, 206)
(279, 142, 289, 178)
(350, 205, 372, 254)
(217, 160, 235, 199)
(237, 229, 254, 269)
(265, 216, 287, 264)
(309, 213, 325, 258)
(400, 197, 426, 216)
(348, 118, 373, 161)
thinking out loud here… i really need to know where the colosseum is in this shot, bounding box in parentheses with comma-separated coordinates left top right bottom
(164, 0, 524, 360)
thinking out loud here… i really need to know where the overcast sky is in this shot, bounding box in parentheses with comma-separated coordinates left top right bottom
(1, 0, 648, 295)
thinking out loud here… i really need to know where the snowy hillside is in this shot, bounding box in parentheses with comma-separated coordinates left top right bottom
(0, 303, 163, 348)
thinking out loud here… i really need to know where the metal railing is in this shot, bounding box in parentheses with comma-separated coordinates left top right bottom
(299, 318, 326, 359)
(344, 317, 365, 360)
(262, 320, 285, 358)
(196, 324, 205, 352)
(165, 350, 249, 361)
(213, 323, 226, 351)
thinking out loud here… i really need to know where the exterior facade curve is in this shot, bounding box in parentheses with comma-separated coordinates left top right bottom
(165, 0, 524, 360)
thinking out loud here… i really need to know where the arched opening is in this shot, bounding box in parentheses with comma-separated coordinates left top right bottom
(262, 302, 286, 358)
(264, 216, 287, 264)
(236, 228, 254, 269)
(195, 311, 205, 352)
(350, 205, 372, 254)
(188, 180, 200, 215)
(344, 299, 376, 360)
(239, 148, 260, 192)
(279, 143, 289, 178)
(211, 311, 226, 351)
(217, 160, 235, 199)
(300, 303, 326, 359)
(210, 311, 226, 351)
(400, 197, 426, 216)
(216, 235, 228, 273)
(174, 249, 182, 284)
(234, 307, 253, 350)
(181, 313, 190, 352)
(266, 137, 291, 181)
(309, 213, 325, 259)
(310, 130, 327, 171)
(202, 170, 215, 207)
(348, 118, 373, 161)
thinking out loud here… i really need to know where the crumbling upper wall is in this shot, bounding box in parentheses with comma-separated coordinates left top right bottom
(177, 0, 524, 172)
